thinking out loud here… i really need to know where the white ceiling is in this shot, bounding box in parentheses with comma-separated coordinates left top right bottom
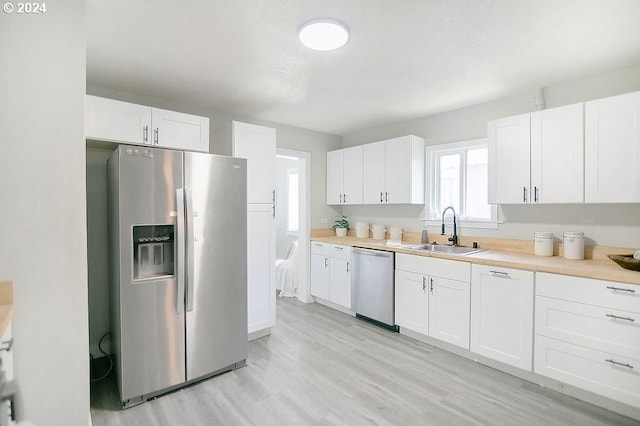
(86, 0, 640, 136)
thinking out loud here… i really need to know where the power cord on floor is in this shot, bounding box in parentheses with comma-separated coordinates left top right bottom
(90, 332, 113, 382)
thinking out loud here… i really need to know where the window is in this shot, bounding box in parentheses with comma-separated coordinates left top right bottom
(426, 139, 497, 229)
(286, 168, 299, 234)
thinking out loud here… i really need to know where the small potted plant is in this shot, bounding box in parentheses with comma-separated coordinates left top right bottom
(332, 215, 350, 237)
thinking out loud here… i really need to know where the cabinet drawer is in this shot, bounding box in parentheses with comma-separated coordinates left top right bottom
(310, 242, 330, 255)
(396, 253, 470, 282)
(535, 336, 640, 408)
(537, 272, 640, 313)
(536, 296, 640, 360)
(330, 244, 351, 260)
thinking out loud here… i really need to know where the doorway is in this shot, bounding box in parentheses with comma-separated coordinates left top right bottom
(275, 149, 311, 303)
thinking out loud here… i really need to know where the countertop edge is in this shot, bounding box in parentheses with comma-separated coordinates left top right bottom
(311, 237, 640, 285)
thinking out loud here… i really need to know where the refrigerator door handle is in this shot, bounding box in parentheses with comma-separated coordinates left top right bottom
(176, 188, 186, 314)
(185, 187, 195, 312)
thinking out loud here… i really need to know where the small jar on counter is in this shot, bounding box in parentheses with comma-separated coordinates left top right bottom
(534, 232, 554, 256)
(563, 231, 584, 260)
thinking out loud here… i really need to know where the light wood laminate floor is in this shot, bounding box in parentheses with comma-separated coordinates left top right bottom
(91, 297, 639, 426)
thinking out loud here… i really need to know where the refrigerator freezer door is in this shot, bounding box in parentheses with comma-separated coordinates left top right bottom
(109, 146, 186, 403)
(183, 152, 248, 381)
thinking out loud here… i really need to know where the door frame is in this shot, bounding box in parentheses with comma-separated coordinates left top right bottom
(276, 148, 312, 303)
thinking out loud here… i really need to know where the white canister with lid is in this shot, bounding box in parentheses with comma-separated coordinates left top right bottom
(534, 232, 553, 256)
(563, 231, 584, 260)
(372, 224, 386, 240)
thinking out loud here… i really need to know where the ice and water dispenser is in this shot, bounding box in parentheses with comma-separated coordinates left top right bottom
(132, 225, 175, 280)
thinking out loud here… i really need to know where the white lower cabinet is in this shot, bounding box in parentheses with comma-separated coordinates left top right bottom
(395, 254, 470, 349)
(535, 272, 640, 408)
(429, 276, 470, 349)
(329, 245, 351, 309)
(310, 243, 351, 310)
(395, 269, 429, 335)
(310, 242, 330, 300)
(470, 264, 534, 371)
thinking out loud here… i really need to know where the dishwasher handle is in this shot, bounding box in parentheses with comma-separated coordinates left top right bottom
(352, 248, 394, 258)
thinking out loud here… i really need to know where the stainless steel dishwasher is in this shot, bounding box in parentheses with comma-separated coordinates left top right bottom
(351, 247, 397, 331)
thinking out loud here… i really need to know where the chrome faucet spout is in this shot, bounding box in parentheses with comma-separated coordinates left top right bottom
(441, 206, 458, 246)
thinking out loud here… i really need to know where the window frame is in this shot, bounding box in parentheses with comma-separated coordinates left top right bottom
(286, 167, 299, 236)
(425, 138, 498, 230)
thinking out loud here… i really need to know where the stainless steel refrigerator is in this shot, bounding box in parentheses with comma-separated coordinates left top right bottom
(107, 145, 248, 408)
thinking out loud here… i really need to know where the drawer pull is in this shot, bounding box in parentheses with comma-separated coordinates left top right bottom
(605, 359, 634, 369)
(422, 276, 426, 292)
(490, 270, 510, 277)
(0, 338, 13, 352)
(606, 286, 636, 294)
(606, 314, 635, 322)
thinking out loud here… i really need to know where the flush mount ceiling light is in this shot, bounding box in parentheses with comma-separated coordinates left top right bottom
(298, 18, 350, 51)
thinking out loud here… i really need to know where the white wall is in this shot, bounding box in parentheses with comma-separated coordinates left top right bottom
(0, 3, 90, 425)
(341, 64, 640, 248)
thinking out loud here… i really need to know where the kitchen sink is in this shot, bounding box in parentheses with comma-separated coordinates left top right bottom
(406, 244, 484, 255)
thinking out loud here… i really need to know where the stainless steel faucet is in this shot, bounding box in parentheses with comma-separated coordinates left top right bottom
(441, 206, 458, 246)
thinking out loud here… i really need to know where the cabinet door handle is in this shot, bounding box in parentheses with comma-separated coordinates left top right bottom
(343, 193, 347, 204)
(339, 194, 343, 203)
(430, 277, 434, 294)
(324, 257, 328, 267)
(605, 359, 634, 369)
(335, 246, 343, 250)
(346, 262, 350, 272)
(143, 125, 149, 142)
(606, 286, 636, 294)
(422, 276, 426, 292)
(534, 186, 538, 203)
(606, 314, 635, 322)
(380, 192, 383, 203)
(490, 270, 510, 277)
(385, 192, 388, 203)
(154, 128, 159, 144)
(0, 338, 13, 352)
(523, 186, 527, 203)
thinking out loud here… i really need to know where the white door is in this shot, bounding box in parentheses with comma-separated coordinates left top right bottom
(470, 265, 534, 371)
(362, 141, 386, 204)
(585, 91, 640, 203)
(232, 121, 277, 204)
(342, 145, 363, 205)
(428, 277, 470, 349)
(531, 103, 584, 203)
(385, 136, 412, 203)
(326, 149, 344, 205)
(85, 95, 151, 145)
(310, 252, 330, 300)
(246, 205, 275, 334)
(152, 108, 209, 153)
(488, 114, 531, 204)
(394, 269, 429, 335)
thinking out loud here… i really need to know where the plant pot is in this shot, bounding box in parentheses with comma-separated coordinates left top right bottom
(335, 227, 347, 237)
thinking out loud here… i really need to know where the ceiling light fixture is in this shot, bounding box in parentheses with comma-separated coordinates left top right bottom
(298, 18, 350, 51)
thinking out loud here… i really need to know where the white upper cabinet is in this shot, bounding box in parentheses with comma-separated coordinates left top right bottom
(362, 135, 425, 204)
(531, 103, 584, 203)
(232, 121, 276, 204)
(363, 141, 386, 203)
(585, 91, 640, 203)
(326, 146, 363, 205)
(85, 95, 209, 152)
(488, 114, 531, 204)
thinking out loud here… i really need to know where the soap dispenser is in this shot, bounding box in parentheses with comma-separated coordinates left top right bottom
(420, 222, 429, 243)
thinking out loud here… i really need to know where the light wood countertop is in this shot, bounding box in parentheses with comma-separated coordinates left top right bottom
(0, 281, 15, 337)
(311, 234, 640, 285)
